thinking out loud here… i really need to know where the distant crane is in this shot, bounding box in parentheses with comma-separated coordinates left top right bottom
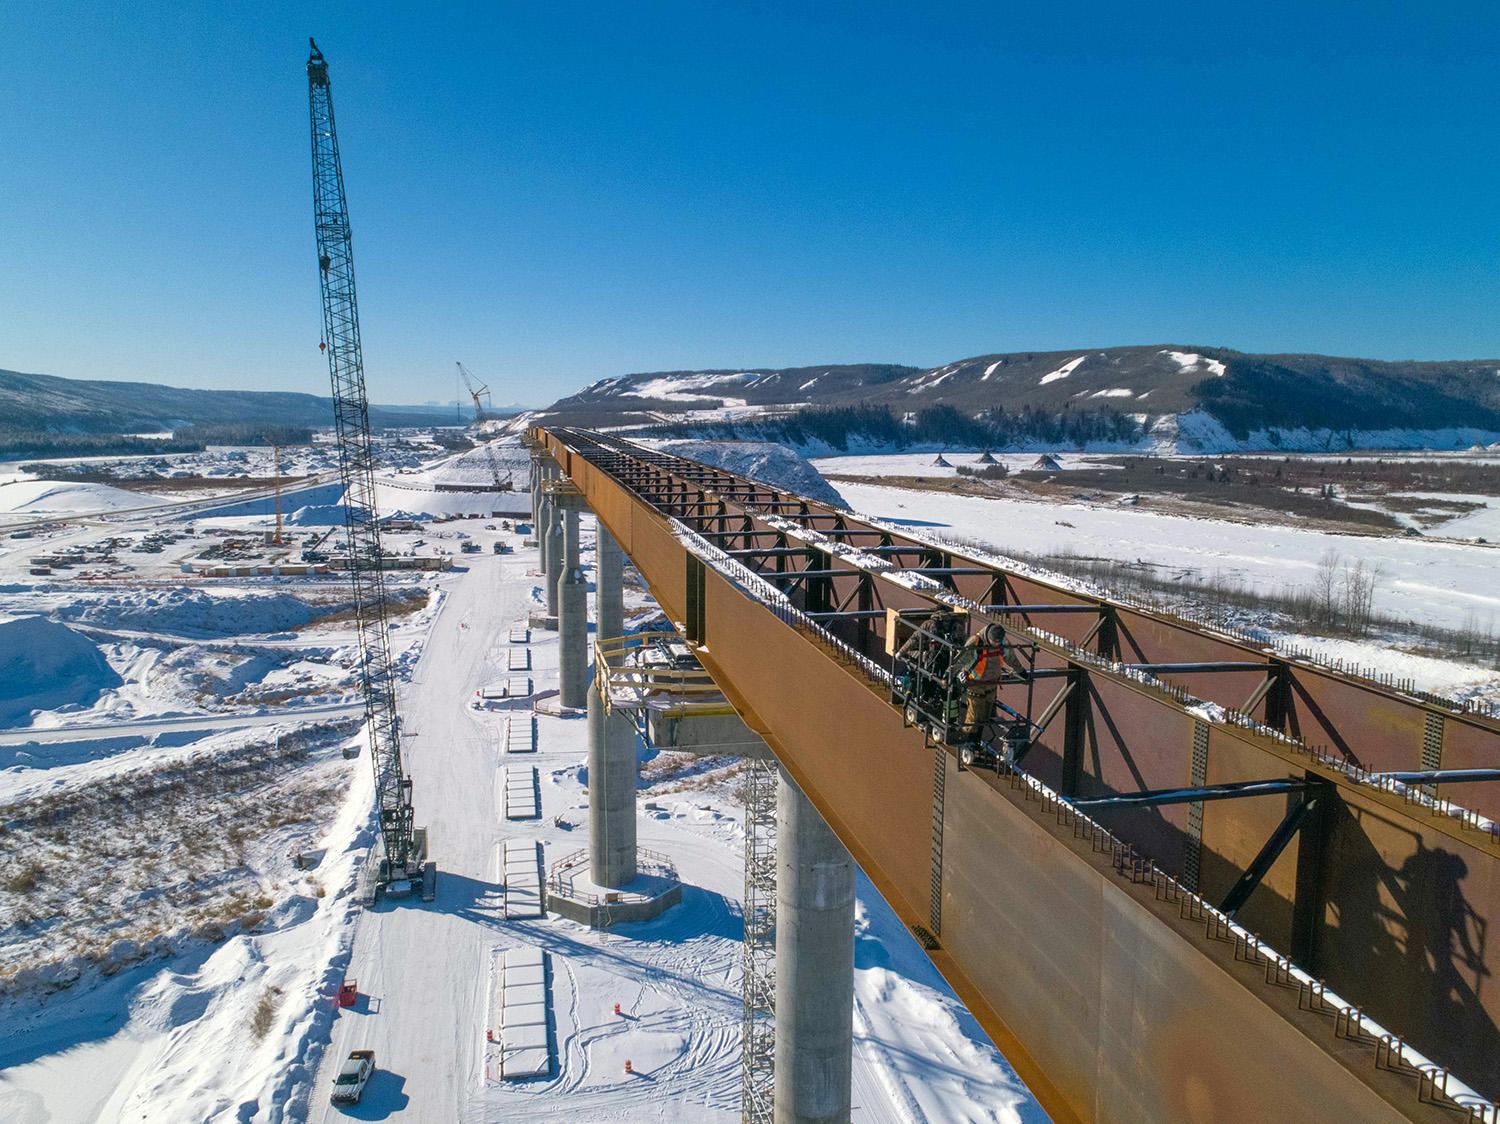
(307, 38, 430, 897)
(270, 445, 285, 546)
(456, 361, 490, 424)
(456, 361, 513, 492)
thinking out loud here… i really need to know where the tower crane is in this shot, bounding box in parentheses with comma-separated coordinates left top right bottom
(307, 38, 430, 898)
(456, 361, 489, 424)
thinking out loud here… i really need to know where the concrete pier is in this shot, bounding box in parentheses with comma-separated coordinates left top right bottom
(587, 517, 638, 886)
(587, 680, 638, 886)
(544, 499, 563, 617)
(596, 526, 624, 641)
(536, 490, 552, 573)
(559, 510, 589, 709)
(774, 769, 854, 1124)
(531, 458, 551, 537)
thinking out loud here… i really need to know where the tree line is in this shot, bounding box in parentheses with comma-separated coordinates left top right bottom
(635, 403, 1143, 450)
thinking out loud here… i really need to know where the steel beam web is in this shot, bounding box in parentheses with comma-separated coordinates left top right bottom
(548, 426, 1500, 1121)
(307, 41, 415, 874)
(741, 756, 777, 1123)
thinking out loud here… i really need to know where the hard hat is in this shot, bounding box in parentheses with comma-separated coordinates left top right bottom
(983, 623, 1006, 646)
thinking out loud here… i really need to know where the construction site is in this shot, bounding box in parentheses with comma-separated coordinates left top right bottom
(4, 23, 1500, 1124)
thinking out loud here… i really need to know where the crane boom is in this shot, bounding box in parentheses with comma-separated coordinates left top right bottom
(456, 361, 489, 423)
(456, 361, 513, 492)
(307, 39, 420, 883)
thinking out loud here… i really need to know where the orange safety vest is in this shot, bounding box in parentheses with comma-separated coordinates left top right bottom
(970, 645, 1005, 684)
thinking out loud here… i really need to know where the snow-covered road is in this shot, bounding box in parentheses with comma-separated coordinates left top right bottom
(309, 545, 530, 1123)
(304, 524, 1042, 1122)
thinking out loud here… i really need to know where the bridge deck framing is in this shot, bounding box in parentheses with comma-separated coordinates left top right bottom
(540, 427, 1500, 1122)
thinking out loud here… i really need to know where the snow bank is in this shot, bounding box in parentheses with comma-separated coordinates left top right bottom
(0, 479, 151, 515)
(54, 589, 327, 638)
(186, 482, 345, 521)
(286, 501, 435, 527)
(643, 439, 848, 508)
(0, 616, 123, 726)
(418, 440, 531, 488)
(1038, 355, 1087, 385)
(1161, 350, 1226, 378)
(285, 503, 346, 526)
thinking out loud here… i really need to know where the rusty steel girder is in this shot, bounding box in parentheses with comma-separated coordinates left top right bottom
(539, 427, 1500, 1122)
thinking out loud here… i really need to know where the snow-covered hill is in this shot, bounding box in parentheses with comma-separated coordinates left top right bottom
(532, 347, 1500, 453)
(0, 367, 456, 436)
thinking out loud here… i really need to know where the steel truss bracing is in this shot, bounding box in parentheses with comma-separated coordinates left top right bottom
(307, 40, 418, 879)
(740, 756, 777, 1124)
(543, 426, 1500, 1121)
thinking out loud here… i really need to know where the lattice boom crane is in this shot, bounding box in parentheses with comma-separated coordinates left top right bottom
(306, 39, 427, 893)
(456, 361, 489, 424)
(457, 361, 514, 491)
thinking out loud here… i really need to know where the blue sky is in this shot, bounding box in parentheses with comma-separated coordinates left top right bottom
(2, 2, 1497, 406)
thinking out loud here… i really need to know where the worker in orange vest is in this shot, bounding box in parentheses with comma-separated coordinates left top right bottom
(957, 622, 1007, 742)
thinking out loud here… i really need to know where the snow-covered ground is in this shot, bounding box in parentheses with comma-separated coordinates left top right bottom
(0, 582, 436, 731)
(816, 449, 1500, 541)
(303, 522, 1038, 1123)
(0, 479, 162, 516)
(820, 479, 1500, 712)
(813, 452, 1098, 479)
(0, 491, 1042, 1120)
(829, 479, 1500, 635)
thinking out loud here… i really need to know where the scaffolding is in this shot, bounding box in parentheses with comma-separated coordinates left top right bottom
(740, 755, 777, 1124)
(594, 629, 739, 727)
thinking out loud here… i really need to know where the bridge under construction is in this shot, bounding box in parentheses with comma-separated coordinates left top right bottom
(528, 426, 1500, 1124)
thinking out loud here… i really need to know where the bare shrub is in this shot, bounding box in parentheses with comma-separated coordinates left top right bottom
(1340, 558, 1382, 637)
(0, 722, 354, 993)
(251, 985, 283, 1039)
(5, 865, 43, 894)
(1312, 549, 1342, 626)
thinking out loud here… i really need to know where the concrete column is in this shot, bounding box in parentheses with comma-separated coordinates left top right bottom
(544, 500, 563, 617)
(532, 459, 549, 523)
(587, 514, 637, 886)
(559, 510, 589, 709)
(536, 491, 551, 573)
(774, 769, 854, 1124)
(596, 525, 624, 642)
(587, 681, 638, 886)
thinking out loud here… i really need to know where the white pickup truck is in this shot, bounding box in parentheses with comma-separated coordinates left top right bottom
(330, 1049, 375, 1105)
